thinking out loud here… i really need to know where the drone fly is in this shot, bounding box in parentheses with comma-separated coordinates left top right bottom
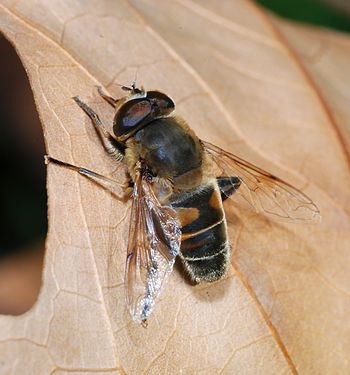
(46, 84, 320, 324)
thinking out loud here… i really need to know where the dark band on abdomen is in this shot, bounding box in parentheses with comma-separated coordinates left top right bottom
(170, 180, 230, 282)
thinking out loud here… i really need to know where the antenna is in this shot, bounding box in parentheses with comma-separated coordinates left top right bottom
(114, 71, 142, 93)
(131, 69, 138, 91)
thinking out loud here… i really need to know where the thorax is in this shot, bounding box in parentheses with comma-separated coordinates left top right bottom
(124, 116, 215, 203)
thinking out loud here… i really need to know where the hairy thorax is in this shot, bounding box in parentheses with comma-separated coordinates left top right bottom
(125, 116, 215, 202)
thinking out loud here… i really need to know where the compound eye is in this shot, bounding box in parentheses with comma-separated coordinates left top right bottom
(114, 99, 151, 137)
(147, 91, 175, 115)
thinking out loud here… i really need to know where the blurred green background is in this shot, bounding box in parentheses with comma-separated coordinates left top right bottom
(257, 0, 350, 32)
(0, 0, 349, 260)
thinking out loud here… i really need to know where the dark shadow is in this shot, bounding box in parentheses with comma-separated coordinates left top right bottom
(0, 34, 46, 315)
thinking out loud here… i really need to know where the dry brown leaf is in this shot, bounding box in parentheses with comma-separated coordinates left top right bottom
(0, 1, 349, 374)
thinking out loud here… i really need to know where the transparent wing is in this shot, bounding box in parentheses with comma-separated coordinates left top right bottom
(203, 140, 320, 221)
(125, 170, 181, 323)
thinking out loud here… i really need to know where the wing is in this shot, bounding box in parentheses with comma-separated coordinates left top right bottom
(125, 169, 181, 324)
(202, 140, 320, 221)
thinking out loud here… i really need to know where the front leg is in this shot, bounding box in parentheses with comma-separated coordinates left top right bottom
(96, 86, 119, 108)
(73, 96, 124, 161)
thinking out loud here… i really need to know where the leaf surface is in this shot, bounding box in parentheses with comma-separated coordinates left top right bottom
(0, 1, 349, 374)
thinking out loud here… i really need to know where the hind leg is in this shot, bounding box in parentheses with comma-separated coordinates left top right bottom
(45, 155, 127, 199)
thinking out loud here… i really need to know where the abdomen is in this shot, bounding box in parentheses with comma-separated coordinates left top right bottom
(170, 179, 230, 282)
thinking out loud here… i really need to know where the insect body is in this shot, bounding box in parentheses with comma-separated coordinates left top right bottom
(46, 84, 320, 324)
(131, 115, 237, 283)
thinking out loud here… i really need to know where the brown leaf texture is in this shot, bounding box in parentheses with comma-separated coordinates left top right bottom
(0, 1, 349, 374)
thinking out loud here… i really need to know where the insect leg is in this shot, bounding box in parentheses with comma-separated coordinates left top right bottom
(45, 155, 127, 198)
(217, 176, 241, 201)
(96, 86, 119, 108)
(73, 96, 124, 161)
